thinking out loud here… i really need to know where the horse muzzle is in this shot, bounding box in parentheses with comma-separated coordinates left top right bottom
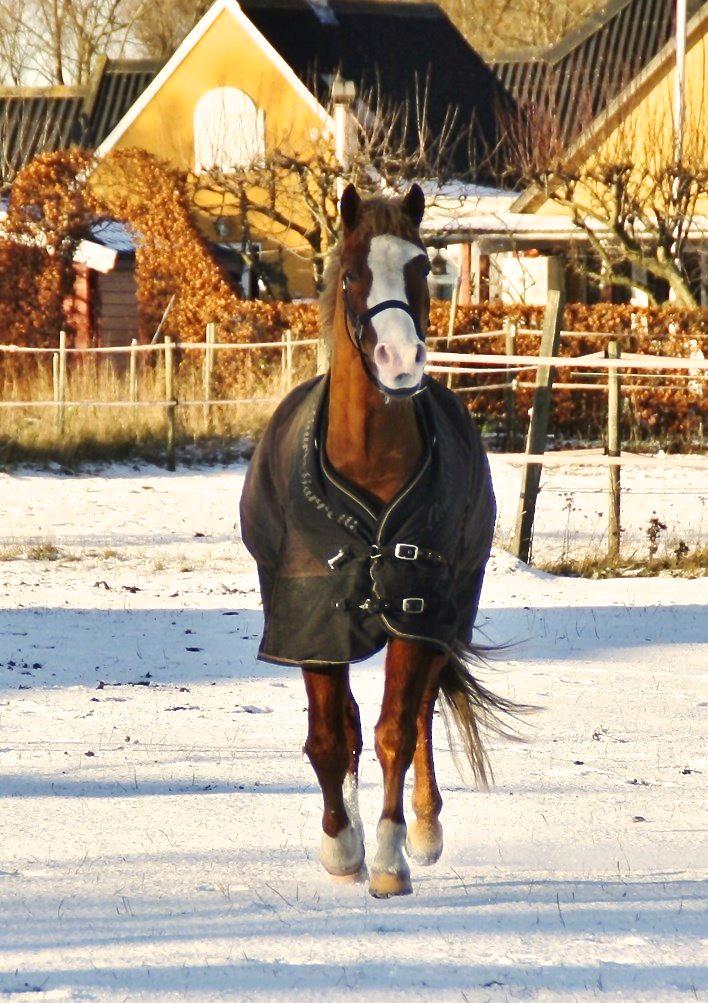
(373, 340, 427, 396)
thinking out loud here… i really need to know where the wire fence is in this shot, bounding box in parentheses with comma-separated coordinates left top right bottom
(2, 320, 706, 562)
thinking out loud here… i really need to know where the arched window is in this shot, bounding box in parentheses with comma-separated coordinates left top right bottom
(194, 87, 265, 173)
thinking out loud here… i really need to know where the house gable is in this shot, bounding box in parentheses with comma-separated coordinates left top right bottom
(95, 0, 333, 166)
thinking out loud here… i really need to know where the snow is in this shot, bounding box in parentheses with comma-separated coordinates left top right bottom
(0, 458, 705, 1001)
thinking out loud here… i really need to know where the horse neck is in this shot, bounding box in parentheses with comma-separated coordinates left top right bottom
(325, 288, 423, 504)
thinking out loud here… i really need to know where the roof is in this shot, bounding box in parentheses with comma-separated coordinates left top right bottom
(0, 90, 88, 182)
(492, 0, 706, 147)
(238, 0, 513, 176)
(83, 59, 162, 147)
(0, 59, 161, 185)
(2, 0, 509, 182)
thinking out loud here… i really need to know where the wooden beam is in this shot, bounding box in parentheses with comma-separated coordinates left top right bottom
(512, 289, 565, 563)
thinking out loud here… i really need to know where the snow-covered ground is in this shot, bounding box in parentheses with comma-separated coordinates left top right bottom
(0, 458, 706, 1001)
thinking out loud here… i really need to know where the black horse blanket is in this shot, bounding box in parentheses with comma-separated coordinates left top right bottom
(240, 375, 496, 666)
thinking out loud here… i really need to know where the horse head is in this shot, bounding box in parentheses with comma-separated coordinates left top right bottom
(337, 183, 431, 397)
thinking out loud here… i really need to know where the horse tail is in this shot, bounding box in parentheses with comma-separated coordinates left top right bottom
(438, 642, 530, 790)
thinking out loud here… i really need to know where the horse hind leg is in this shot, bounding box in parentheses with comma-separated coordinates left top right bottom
(369, 639, 431, 898)
(406, 654, 447, 866)
(302, 665, 365, 878)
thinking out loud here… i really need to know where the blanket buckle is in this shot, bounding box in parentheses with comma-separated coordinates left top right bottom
(394, 543, 419, 561)
(402, 597, 425, 613)
(327, 548, 349, 571)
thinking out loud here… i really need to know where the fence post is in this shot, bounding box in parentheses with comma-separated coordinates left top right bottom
(504, 319, 517, 450)
(203, 322, 216, 432)
(607, 338, 621, 558)
(129, 339, 138, 406)
(285, 328, 293, 390)
(512, 289, 565, 563)
(445, 278, 460, 389)
(54, 329, 67, 435)
(281, 328, 293, 391)
(52, 351, 60, 432)
(164, 336, 176, 471)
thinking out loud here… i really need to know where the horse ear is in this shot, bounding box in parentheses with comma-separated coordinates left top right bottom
(340, 183, 361, 232)
(402, 183, 425, 227)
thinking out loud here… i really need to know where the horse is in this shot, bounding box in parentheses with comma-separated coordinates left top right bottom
(240, 183, 515, 898)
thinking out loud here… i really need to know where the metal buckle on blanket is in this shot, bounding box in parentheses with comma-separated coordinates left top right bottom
(394, 543, 419, 561)
(327, 548, 349, 571)
(402, 597, 425, 613)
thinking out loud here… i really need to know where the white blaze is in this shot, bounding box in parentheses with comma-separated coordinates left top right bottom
(367, 234, 427, 391)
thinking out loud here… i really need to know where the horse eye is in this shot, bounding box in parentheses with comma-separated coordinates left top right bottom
(344, 270, 358, 283)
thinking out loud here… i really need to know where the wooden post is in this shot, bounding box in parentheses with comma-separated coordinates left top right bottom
(129, 339, 138, 405)
(446, 278, 460, 389)
(607, 338, 621, 558)
(281, 328, 294, 391)
(56, 329, 67, 434)
(164, 335, 176, 471)
(203, 322, 216, 431)
(285, 328, 293, 390)
(512, 289, 565, 563)
(504, 319, 517, 450)
(52, 351, 60, 432)
(459, 243, 471, 306)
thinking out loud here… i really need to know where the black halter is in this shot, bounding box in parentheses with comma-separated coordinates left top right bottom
(341, 276, 429, 399)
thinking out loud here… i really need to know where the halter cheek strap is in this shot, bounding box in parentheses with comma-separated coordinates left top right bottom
(341, 278, 429, 399)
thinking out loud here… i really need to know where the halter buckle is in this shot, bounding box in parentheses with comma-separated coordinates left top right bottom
(394, 543, 419, 561)
(402, 597, 425, 613)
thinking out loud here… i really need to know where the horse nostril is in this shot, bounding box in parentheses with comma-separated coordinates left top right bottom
(374, 343, 392, 368)
(415, 342, 427, 365)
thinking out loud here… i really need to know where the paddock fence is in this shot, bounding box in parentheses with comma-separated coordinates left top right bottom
(1, 308, 706, 563)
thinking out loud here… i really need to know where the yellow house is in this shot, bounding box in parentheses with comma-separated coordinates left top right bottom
(94, 0, 333, 297)
(489, 0, 708, 306)
(91, 0, 509, 301)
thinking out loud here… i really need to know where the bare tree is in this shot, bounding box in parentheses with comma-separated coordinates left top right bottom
(442, 0, 598, 57)
(189, 79, 486, 289)
(125, 0, 209, 61)
(506, 96, 708, 307)
(0, 0, 139, 85)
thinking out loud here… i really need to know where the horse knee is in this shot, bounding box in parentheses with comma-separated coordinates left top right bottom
(374, 717, 416, 772)
(305, 731, 348, 776)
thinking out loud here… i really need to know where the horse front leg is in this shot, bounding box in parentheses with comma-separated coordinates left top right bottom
(342, 680, 365, 850)
(302, 665, 365, 878)
(407, 653, 447, 866)
(369, 639, 430, 898)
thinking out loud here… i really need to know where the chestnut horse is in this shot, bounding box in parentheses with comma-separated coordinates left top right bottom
(241, 184, 514, 898)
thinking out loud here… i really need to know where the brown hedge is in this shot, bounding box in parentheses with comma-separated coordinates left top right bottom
(237, 300, 706, 442)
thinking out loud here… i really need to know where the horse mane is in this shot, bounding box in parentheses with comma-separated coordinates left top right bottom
(319, 194, 423, 340)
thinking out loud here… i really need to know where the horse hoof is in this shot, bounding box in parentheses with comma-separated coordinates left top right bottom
(368, 870, 413, 898)
(406, 818, 443, 866)
(332, 864, 369, 885)
(320, 823, 365, 877)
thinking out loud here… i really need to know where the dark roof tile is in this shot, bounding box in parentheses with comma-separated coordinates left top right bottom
(492, 0, 705, 146)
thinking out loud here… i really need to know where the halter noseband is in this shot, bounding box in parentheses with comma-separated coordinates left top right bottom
(341, 276, 429, 399)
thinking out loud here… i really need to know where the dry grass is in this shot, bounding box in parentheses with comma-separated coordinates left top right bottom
(0, 542, 81, 562)
(537, 542, 708, 579)
(0, 352, 314, 467)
